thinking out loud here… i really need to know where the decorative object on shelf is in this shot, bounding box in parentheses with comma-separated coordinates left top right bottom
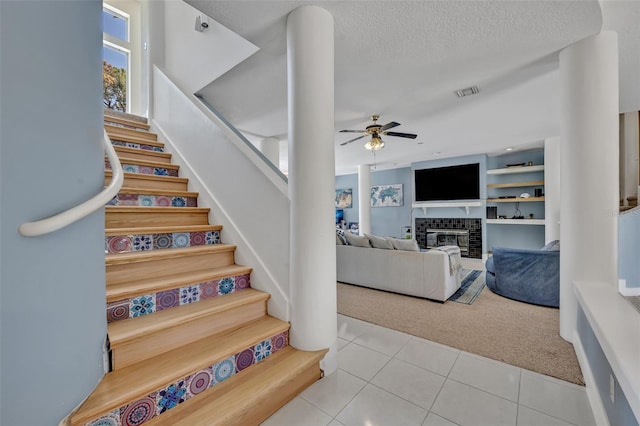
(506, 162, 526, 167)
(519, 192, 531, 198)
(487, 206, 497, 219)
(371, 184, 403, 207)
(402, 226, 412, 239)
(512, 202, 523, 219)
(335, 188, 352, 208)
(348, 222, 359, 234)
(535, 188, 544, 197)
(529, 213, 535, 219)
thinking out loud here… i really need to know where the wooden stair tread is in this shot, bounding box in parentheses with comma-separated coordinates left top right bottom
(115, 187, 198, 197)
(105, 123, 158, 141)
(106, 224, 221, 236)
(146, 346, 327, 426)
(71, 316, 289, 425)
(111, 156, 180, 170)
(108, 132, 163, 147)
(109, 289, 269, 346)
(114, 146, 172, 161)
(105, 244, 234, 266)
(106, 206, 209, 213)
(107, 264, 252, 302)
(104, 114, 150, 130)
(105, 170, 188, 184)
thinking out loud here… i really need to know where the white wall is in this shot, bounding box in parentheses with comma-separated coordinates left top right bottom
(163, 0, 258, 95)
(153, 67, 291, 320)
(0, 1, 107, 423)
(621, 112, 639, 204)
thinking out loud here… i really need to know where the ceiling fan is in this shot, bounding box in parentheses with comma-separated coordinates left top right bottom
(339, 114, 417, 151)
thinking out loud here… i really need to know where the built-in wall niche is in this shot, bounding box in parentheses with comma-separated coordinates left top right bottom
(415, 218, 482, 259)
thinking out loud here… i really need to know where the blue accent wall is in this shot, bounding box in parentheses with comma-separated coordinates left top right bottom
(577, 307, 639, 425)
(0, 1, 107, 423)
(335, 167, 412, 238)
(618, 210, 640, 288)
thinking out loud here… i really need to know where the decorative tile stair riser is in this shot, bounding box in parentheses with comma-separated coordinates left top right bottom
(111, 140, 164, 152)
(107, 194, 197, 207)
(105, 231, 220, 254)
(106, 160, 178, 177)
(107, 274, 250, 322)
(85, 331, 289, 426)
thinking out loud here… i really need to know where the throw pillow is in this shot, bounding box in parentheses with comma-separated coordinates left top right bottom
(336, 234, 344, 245)
(344, 232, 371, 248)
(389, 238, 420, 251)
(336, 229, 347, 245)
(365, 233, 394, 250)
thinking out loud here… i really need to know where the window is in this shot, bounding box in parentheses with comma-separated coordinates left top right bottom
(102, 4, 130, 112)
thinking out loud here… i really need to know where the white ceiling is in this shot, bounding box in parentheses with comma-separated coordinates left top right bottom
(186, 0, 640, 175)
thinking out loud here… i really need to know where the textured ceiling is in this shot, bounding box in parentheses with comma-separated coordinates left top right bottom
(186, 0, 638, 175)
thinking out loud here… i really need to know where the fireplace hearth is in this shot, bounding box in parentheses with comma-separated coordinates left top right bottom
(415, 218, 482, 258)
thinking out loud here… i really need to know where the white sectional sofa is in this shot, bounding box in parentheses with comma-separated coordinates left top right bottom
(336, 243, 461, 302)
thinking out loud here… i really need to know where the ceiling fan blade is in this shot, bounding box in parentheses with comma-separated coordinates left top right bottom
(379, 121, 400, 132)
(339, 129, 366, 133)
(340, 134, 366, 146)
(384, 131, 418, 139)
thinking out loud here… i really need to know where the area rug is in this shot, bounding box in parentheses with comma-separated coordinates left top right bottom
(337, 281, 584, 385)
(449, 268, 485, 304)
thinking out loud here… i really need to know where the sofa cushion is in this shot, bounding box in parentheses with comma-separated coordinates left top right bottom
(336, 229, 347, 245)
(344, 232, 371, 247)
(365, 234, 394, 250)
(389, 238, 420, 251)
(541, 240, 560, 251)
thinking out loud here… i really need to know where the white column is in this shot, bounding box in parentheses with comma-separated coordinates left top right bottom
(544, 137, 560, 243)
(358, 164, 372, 235)
(559, 32, 619, 342)
(287, 5, 337, 374)
(258, 137, 280, 169)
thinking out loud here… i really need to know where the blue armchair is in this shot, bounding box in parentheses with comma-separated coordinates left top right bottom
(485, 243, 560, 308)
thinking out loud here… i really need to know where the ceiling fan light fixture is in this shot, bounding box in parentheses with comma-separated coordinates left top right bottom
(365, 136, 384, 151)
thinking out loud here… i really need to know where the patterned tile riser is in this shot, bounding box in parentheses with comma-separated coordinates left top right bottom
(111, 140, 164, 152)
(85, 330, 289, 426)
(106, 274, 250, 323)
(107, 194, 197, 207)
(105, 160, 178, 177)
(105, 231, 220, 254)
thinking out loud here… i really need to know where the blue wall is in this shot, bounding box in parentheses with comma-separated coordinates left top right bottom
(618, 209, 640, 288)
(335, 167, 412, 238)
(0, 1, 107, 423)
(577, 307, 639, 425)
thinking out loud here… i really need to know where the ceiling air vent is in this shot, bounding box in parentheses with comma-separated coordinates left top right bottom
(454, 86, 480, 98)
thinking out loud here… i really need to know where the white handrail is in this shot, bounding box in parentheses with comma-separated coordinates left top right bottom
(18, 130, 124, 237)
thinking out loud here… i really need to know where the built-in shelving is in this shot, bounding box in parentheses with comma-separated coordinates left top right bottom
(487, 180, 544, 189)
(486, 219, 545, 226)
(486, 196, 545, 203)
(486, 165, 544, 175)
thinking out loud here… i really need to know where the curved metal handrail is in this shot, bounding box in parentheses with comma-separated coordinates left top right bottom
(18, 130, 123, 236)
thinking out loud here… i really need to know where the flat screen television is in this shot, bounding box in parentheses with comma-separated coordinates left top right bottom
(414, 163, 480, 201)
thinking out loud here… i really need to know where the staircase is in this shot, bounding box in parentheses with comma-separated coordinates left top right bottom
(70, 111, 326, 426)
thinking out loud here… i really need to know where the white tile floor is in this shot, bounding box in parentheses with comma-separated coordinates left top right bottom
(261, 314, 596, 426)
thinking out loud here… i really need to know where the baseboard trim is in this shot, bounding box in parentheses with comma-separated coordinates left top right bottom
(618, 279, 640, 296)
(573, 330, 610, 426)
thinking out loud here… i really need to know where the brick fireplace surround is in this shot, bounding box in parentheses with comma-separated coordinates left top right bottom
(415, 218, 482, 259)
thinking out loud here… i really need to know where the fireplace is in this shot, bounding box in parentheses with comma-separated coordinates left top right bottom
(426, 229, 470, 254)
(415, 218, 482, 259)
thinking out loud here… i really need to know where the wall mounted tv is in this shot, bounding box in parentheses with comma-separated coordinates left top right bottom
(414, 163, 480, 201)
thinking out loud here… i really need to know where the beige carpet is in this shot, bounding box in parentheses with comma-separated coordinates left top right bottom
(337, 282, 585, 386)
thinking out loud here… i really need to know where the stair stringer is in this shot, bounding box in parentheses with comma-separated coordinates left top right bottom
(152, 67, 290, 321)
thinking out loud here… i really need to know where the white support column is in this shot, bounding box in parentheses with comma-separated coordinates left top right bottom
(287, 5, 337, 374)
(258, 137, 280, 169)
(544, 137, 560, 243)
(358, 164, 372, 235)
(559, 32, 619, 342)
